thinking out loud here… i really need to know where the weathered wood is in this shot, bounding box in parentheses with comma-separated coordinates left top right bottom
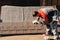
(0, 6, 60, 35)
(0, 22, 60, 35)
(0, 22, 46, 34)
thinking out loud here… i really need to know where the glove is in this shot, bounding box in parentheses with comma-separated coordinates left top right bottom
(32, 20, 39, 24)
(40, 21, 44, 24)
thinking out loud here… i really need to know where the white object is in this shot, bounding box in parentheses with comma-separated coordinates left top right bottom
(32, 20, 39, 24)
(53, 16, 57, 21)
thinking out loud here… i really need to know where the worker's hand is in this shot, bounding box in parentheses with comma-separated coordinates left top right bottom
(40, 21, 45, 25)
(32, 20, 39, 24)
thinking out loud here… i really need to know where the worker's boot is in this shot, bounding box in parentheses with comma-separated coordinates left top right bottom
(43, 29, 50, 40)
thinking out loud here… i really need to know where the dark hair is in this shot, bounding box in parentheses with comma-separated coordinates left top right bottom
(33, 11, 38, 17)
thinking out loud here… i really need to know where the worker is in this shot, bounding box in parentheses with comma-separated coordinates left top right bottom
(32, 6, 60, 40)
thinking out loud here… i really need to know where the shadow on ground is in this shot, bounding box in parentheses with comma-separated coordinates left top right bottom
(0, 32, 60, 37)
(0, 33, 43, 37)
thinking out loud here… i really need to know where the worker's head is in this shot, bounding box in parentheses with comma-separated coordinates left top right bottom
(52, 5, 56, 8)
(32, 11, 38, 17)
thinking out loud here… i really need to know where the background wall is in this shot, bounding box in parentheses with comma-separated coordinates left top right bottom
(1, 6, 41, 22)
(1, 6, 54, 22)
(0, 5, 60, 35)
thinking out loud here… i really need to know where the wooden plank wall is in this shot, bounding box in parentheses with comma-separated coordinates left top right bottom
(0, 6, 60, 35)
(43, 0, 60, 6)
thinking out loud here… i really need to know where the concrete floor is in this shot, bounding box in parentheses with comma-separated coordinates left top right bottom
(0, 34, 56, 40)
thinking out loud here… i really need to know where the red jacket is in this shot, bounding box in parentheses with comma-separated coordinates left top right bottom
(37, 9, 49, 23)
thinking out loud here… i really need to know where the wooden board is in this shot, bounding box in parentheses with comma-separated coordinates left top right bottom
(0, 22, 60, 35)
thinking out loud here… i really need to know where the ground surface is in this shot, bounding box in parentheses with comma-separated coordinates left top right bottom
(0, 34, 59, 40)
(0, 35, 44, 40)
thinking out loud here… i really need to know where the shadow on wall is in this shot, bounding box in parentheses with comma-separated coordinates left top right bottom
(57, 6, 60, 11)
(0, 19, 2, 22)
